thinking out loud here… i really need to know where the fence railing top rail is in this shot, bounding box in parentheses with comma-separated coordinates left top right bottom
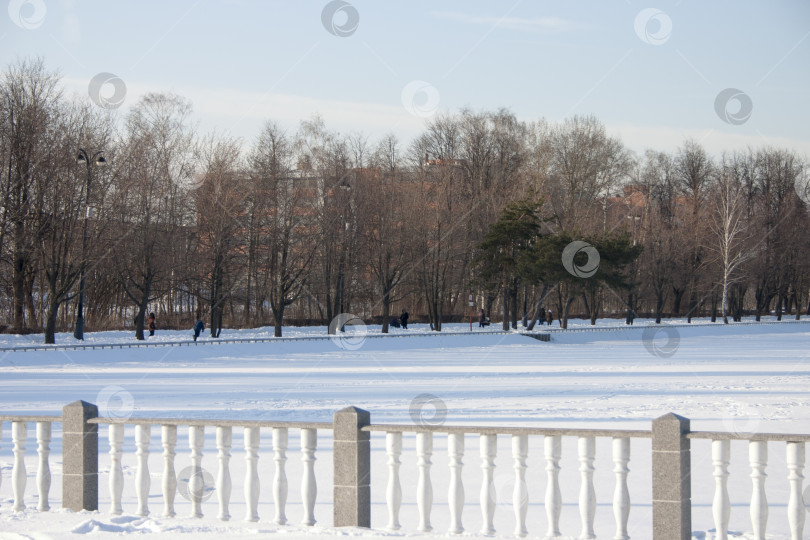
(4, 318, 807, 353)
(362, 423, 653, 438)
(0, 414, 61, 422)
(687, 430, 810, 442)
(87, 417, 333, 429)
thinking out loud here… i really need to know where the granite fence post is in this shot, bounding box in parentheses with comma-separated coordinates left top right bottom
(333, 406, 371, 527)
(652, 413, 691, 540)
(62, 400, 99, 511)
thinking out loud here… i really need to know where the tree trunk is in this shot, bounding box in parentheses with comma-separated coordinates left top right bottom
(12, 245, 26, 333)
(502, 285, 509, 331)
(134, 280, 152, 340)
(672, 287, 684, 315)
(526, 301, 543, 331)
(44, 295, 59, 345)
(273, 307, 284, 337)
(521, 286, 528, 328)
(381, 290, 391, 334)
(510, 284, 518, 330)
(525, 285, 550, 331)
(134, 305, 147, 341)
(686, 290, 697, 323)
(655, 290, 664, 324)
(561, 296, 575, 329)
(754, 286, 766, 321)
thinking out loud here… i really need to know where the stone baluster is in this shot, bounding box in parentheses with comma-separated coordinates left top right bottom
(712, 439, 731, 540)
(613, 437, 631, 540)
(786, 441, 805, 540)
(36, 421, 51, 511)
(386, 432, 402, 531)
(749, 440, 768, 540)
(109, 424, 124, 515)
(189, 425, 205, 518)
(12, 421, 26, 512)
(578, 436, 596, 540)
(513, 434, 529, 537)
(416, 431, 433, 532)
(216, 426, 232, 521)
(272, 427, 288, 525)
(244, 427, 260, 522)
(448, 433, 465, 534)
(135, 424, 150, 517)
(480, 434, 496, 536)
(545, 435, 562, 539)
(161, 425, 177, 517)
(300, 428, 317, 526)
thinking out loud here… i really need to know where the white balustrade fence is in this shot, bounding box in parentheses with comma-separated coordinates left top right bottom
(367, 426, 641, 538)
(93, 420, 326, 525)
(0, 405, 807, 540)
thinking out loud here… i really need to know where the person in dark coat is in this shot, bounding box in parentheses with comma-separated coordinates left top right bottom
(479, 308, 488, 327)
(193, 318, 205, 341)
(546, 309, 553, 326)
(400, 308, 409, 330)
(147, 312, 156, 336)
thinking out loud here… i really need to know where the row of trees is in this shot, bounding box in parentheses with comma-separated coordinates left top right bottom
(2, 58, 808, 342)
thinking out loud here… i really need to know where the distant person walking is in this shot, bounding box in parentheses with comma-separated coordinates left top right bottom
(546, 309, 553, 326)
(193, 317, 205, 342)
(479, 308, 489, 327)
(400, 308, 409, 330)
(147, 312, 156, 336)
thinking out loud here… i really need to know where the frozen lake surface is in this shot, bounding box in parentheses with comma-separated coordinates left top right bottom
(1, 318, 808, 538)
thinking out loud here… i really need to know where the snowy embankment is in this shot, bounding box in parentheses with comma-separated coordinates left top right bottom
(1, 318, 809, 539)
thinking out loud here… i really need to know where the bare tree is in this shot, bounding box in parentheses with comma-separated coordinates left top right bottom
(194, 134, 245, 337)
(357, 137, 412, 332)
(112, 93, 195, 339)
(0, 58, 62, 332)
(544, 115, 632, 233)
(674, 139, 714, 322)
(710, 158, 753, 323)
(249, 121, 317, 336)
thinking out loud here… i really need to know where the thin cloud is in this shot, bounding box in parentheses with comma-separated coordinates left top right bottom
(429, 11, 580, 33)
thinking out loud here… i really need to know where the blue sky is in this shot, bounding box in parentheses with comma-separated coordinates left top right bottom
(3, 0, 809, 156)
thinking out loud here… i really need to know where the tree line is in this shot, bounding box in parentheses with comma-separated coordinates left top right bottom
(1, 58, 808, 343)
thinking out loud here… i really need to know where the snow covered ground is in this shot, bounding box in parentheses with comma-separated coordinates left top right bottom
(1, 318, 809, 539)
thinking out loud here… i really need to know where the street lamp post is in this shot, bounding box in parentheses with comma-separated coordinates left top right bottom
(336, 181, 351, 319)
(74, 148, 106, 340)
